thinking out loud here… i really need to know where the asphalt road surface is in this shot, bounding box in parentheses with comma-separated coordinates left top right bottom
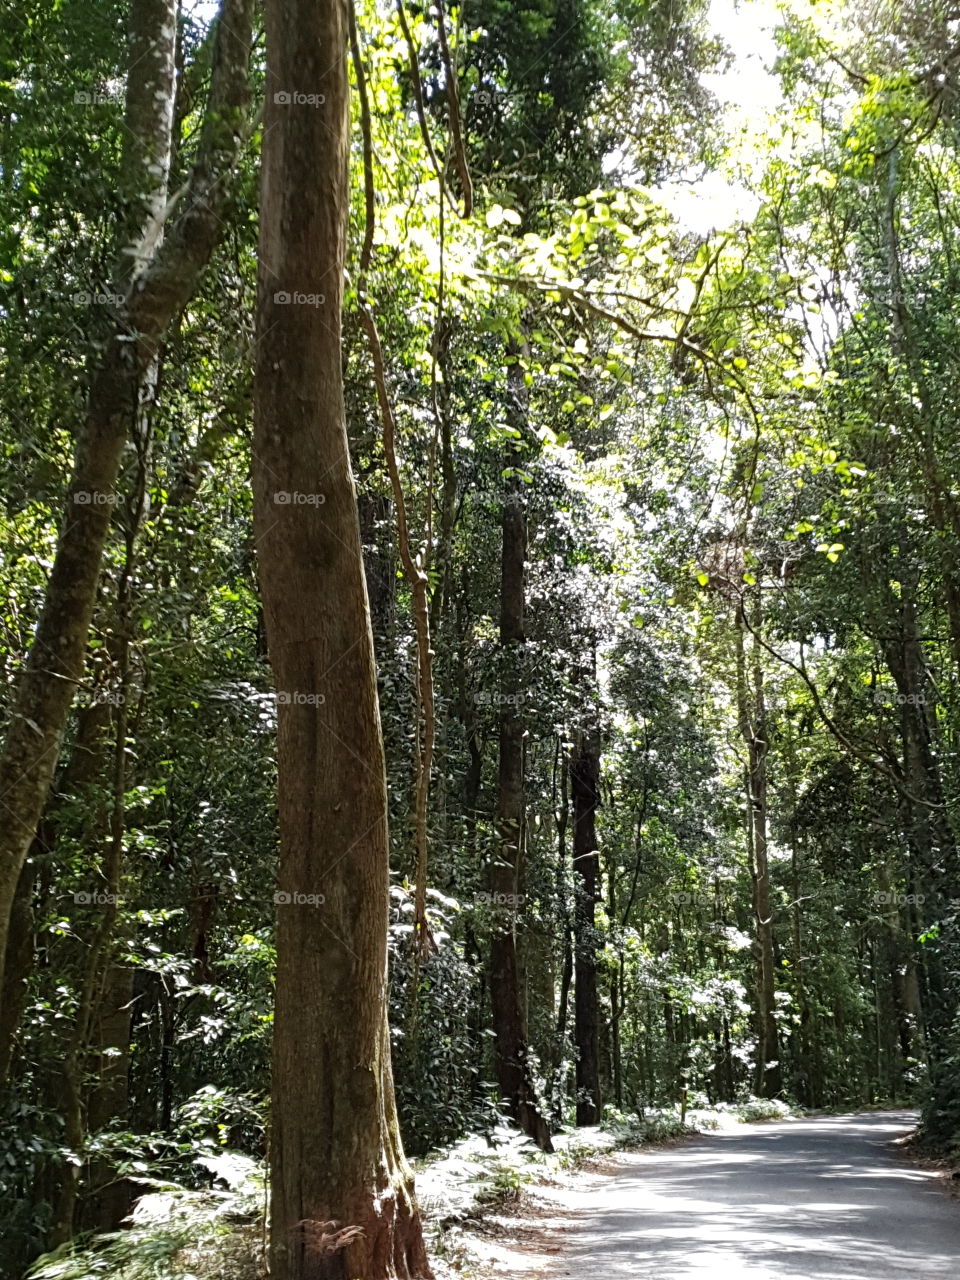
(548, 1111, 960, 1278)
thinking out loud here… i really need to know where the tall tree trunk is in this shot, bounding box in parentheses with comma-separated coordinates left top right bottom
(52, 485, 144, 1247)
(876, 860, 926, 1085)
(253, 2, 430, 1276)
(428, 318, 457, 637)
(571, 728, 602, 1125)
(489, 354, 552, 1152)
(610, 959, 624, 1112)
(358, 487, 396, 650)
(884, 147, 960, 665)
(605, 820, 624, 1113)
(82, 962, 136, 1233)
(882, 582, 958, 1030)
(0, 862, 34, 1082)
(0, 693, 115, 1080)
(456, 576, 487, 1100)
(790, 840, 813, 1106)
(0, 0, 255, 1013)
(735, 598, 781, 1098)
(550, 734, 572, 1121)
(56, 288, 156, 1245)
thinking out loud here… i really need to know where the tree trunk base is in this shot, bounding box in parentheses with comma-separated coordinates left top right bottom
(293, 1176, 433, 1280)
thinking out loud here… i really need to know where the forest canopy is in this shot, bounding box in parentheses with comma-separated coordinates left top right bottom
(1, 0, 960, 1277)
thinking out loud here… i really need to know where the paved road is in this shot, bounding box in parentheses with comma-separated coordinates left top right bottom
(548, 1112, 960, 1278)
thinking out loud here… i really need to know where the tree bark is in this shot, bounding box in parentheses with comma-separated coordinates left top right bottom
(876, 860, 926, 1085)
(82, 962, 136, 1233)
(735, 598, 781, 1098)
(0, 862, 33, 1081)
(571, 729, 602, 1125)
(489, 353, 552, 1152)
(550, 734, 572, 1121)
(884, 148, 960, 666)
(881, 582, 958, 1066)
(0, 0, 255, 1012)
(0, 691, 115, 1080)
(606, 819, 624, 1113)
(358, 488, 396, 648)
(254, 2, 431, 1276)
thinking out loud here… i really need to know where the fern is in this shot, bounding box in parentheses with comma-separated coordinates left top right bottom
(28, 1153, 266, 1280)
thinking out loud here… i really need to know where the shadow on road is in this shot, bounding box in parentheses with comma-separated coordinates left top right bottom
(548, 1111, 959, 1278)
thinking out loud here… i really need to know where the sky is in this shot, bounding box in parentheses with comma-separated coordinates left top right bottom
(654, 0, 787, 234)
(705, 0, 785, 121)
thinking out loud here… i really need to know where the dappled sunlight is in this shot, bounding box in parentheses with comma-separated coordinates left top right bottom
(7, 0, 960, 1271)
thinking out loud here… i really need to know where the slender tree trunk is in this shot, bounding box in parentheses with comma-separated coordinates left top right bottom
(548, 735, 571, 1120)
(882, 583, 958, 1038)
(610, 958, 624, 1112)
(489, 351, 552, 1152)
(254, 2, 430, 1275)
(0, 0, 254, 1013)
(876, 861, 926, 1085)
(456, 580, 487, 1100)
(0, 862, 34, 1081)
(57, 297, 157, 1244)
(604, 807, 622, 1111)
(428, 318, 457, 637)
(0, 694, 115, 1079)
(358, 488, 396, 649)
(52, 512, 140, 1247)
(571, 729, 602, 1125)
(790, 841, 813, 1106)
(735, 598, 781, 1098)
(884, 148, 960, 665)
(83, 962, 135, 1233)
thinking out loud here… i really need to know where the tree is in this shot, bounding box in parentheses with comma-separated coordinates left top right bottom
(15, 2, 960, 1272)
(571, 722, 602, 1124)
(734, 590, 782, 1099)
(252, 0, 430, 1275)
(0, 0, 255, 1023)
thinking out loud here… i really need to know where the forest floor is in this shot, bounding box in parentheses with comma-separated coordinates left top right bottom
(428, 1145, 677, 1278)
(431, 1111, 960, 1279)
(424, 1117, 720, 1278)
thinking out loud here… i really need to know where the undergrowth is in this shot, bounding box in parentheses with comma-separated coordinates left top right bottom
(26, 1100, 794, 1279)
